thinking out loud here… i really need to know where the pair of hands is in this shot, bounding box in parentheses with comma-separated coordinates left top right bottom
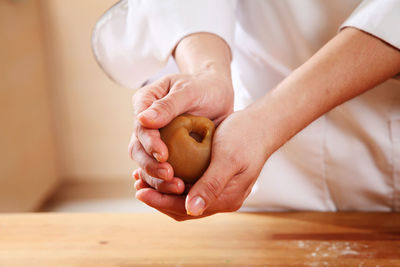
(129, 69, 269, 221)
(129, 27, 400, 221)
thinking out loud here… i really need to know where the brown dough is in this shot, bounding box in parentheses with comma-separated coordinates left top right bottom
(160, 114, 215, 184)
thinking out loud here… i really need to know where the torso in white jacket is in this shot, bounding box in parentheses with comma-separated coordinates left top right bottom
(92, 0, 400, 211)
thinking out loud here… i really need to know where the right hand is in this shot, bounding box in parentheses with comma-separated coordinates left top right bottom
(129, 69, 234, 194)
(133, 102, 273, 220)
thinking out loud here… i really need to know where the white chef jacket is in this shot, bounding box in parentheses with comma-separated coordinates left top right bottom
(92, 0, 400, 211)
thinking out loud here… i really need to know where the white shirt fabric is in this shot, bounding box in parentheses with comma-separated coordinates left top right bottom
(92, 0, 400, 211)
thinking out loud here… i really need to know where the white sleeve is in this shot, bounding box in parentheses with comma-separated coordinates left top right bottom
(92, 0, 236, 89)
(340, 0, 400, 50)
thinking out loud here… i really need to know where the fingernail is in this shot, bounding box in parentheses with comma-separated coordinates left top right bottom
(140, 109, 158, 121)
(158, 168, 168, 179)
(187, 196, 205, 216)
(153, 152, 163, 162)
(134, 180, 141, 190)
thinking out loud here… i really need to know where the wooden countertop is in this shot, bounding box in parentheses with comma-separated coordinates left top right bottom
(0, 212, 399, 266)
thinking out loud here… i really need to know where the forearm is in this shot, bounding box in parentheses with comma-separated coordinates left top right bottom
(173, 32, 232, 79)
(257, 27, 400, 153)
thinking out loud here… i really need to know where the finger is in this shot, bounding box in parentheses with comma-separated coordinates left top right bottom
(155, 208, 208, 221)
(134, 179, 151, 190)
(135, 188, 187, 215)
(158, 211, 190, 222)
(201, 175, 251, 214)
(138, 169, 185, 194)
(130, 139, 173, 181)
(132, 169, 140, 180)
(128, 131, 139, 160)
(132, 76, 171, 116)
(135, 188, 185, 220)
(135, 188, 213, 221)
(185, 149, 239, 216)
(135, 190, 188, 221)
(136, 125, 168, 162)
(137, 89, 195, 129)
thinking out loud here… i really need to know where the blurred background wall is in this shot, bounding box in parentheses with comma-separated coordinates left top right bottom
(0, 0, 58, 211)
(0, 0, 138, 211)
(41, 0, 135, 182)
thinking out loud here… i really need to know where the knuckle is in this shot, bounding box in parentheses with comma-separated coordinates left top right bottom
(152, 84, 167, 100)
(226, 153, 242, 170)
(130, 140, 142, 157)
(143, 162, 157, 177)
(135, 124, 145, 139)
(171, 80, 186, 90)
(203, 178, 223, 201)
(145, 75, 172, 99)
(128, 133, 137, 149)
(153, 98, 175, 115)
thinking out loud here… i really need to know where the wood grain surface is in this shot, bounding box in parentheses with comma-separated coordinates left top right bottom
(0, 212, 399, 266)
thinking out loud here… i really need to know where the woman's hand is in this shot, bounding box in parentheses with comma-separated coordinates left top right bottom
(129, 32, 233, 189)
(134, 104, 272, 221)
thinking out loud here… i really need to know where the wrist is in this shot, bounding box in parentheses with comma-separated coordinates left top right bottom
(195, 59, 231, 80)
(173, 32, 232, 80)
(247, 91, 299, 155)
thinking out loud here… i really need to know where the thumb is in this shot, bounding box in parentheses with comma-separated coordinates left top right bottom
(185, 154, 238, 216)
(138, 90, 192, 129)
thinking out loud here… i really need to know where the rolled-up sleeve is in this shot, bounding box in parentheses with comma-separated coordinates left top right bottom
(92, 0, 236, 89)
(340, 0, 400, 50)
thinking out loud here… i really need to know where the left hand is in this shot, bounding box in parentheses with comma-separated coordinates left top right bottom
(133, 104, 272, 221)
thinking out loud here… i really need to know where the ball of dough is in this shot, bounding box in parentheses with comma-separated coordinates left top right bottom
(160, 114, 215, 184)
